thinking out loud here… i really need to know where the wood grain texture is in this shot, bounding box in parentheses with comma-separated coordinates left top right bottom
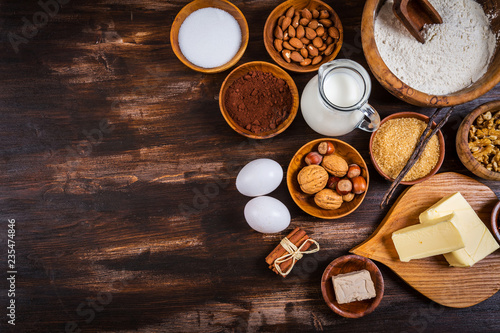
(362, 0, 500, 107)
(0, 0, 499, 332)
(351, 172, 500, 308)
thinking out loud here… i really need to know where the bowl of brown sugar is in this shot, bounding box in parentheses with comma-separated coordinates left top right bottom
(369, 112, 445, 185)
(219, 61, 299, 139)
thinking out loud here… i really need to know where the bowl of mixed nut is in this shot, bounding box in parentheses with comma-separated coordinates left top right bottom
(287, 138, 369, 219)
(457, 100, 500, 180)
(263, 0, 343, 73)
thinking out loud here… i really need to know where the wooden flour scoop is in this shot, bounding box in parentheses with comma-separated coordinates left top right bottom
(393, 0, 443, 43)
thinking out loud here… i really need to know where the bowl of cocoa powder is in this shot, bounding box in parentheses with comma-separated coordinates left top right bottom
(219, 61, 299, 139)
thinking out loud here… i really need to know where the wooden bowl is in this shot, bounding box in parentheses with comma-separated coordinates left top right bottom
(170, 0, 249, 73)
(321, 254, 384, 318)
(219, 61, 299, 139)
(369, 112, 445, 185)
(263, 0, 343, 73)
(490, 200, 500, 244)
(362, 0, 500, 107)
(287, 138, 368, 219)
(456, 100, 500, 180)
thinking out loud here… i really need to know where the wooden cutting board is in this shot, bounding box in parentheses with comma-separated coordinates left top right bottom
(351, 172, 500, 308)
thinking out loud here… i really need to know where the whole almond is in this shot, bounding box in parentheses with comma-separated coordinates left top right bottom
(285, 6, 295, 18)
(283, 30, 289, 41)
(305, 27, 317, 40)
(326, 36, 333, 44)
(274, 26, 283, 39)
(316, 26, 325, 37)
(302, 8, 313, 20)
(328, 26, 340, 39)
(312, 55, 323, 65)
(324, 43, 335, 56)
(307, 44, 319, 57)
(299, 17, 310, 26)
(288, 25, 296, 38)
(283, 41, 295, 51)
(318, 44, 327, 52)
(300, 58, 312, 66)
(300, 47, 308, 58)
(274, 39, 283, 52)
(312, 37, 323, 48)
(292, 14, 300, 28)
(278, 16, 285, 27)
(319, 10, 329, 19)
(319, 19, 333, 28)
(308, 20, 319, 30)
(282, 17, 292, 31)
(289, 37, 303, 49)
(290, 51, 304, 63)
(296, 25, 305, 39)
(300, 37, 310, 45)
(282, 49, 292, 63)
(312, 9, 320, 19)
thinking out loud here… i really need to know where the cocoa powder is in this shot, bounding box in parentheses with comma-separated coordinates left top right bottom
(224, 71, 293, 134)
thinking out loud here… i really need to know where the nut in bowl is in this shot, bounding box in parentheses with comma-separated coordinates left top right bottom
(264, 0, 343, 73)
(369, 112, 445, 185)
(490, 200, 500, 244)
(456, 100, 500, 181)
(219, 61, 299, 139)
(287, 138, 369, 219)
(170, 0, 249, 73)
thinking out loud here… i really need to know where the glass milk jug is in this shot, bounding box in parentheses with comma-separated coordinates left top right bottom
(301, 59, 380, 136)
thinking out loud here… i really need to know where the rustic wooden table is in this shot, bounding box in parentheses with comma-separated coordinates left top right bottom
(1, 0, 499, 332)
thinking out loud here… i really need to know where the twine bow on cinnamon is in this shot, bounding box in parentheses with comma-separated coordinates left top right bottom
(273, 236, 320, 277)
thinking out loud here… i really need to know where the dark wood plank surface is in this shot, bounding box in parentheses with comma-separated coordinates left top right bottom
(1, 0, 499, 332)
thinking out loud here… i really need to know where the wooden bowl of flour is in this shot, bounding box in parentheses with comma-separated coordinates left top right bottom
(362, 0, 500, 107)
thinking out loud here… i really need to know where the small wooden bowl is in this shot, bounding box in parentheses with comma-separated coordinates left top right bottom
(287, 138, 368, 219)
(170, 0, 249, 73)
(456, 100, 500, 181)
(490, 200, 500, 244)
(321, 254, 384, 318)
(263, 0, 343, 73)
(219, 61, 299, 139)
(369, 112, 445, 185)
(362, 0, 500, 107)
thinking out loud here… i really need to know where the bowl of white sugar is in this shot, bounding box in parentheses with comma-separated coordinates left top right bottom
(170, 0, 249, 73)
(362, 0, 500, 107)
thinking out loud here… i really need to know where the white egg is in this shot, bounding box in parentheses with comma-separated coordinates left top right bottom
(236, 158, 283, 197)
(244, 196, 290, 233)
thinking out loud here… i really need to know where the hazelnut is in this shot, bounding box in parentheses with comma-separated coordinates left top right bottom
(322, 154, 348, 177)
(351, 176, 367, 194)
(318, 141, 335, 155)
(314, 189, 343, 210)
(326, 176, 341, 189)
(336, 178, 352, 195)
(347, 164, 361, 178)
(297, 165, 328, 194)
(305, 152, 323, 165)
(342, 192, 355, 202)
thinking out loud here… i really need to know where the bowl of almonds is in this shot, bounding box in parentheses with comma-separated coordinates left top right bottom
(287, 138, 369, 219)
(264, 0, 343, 73)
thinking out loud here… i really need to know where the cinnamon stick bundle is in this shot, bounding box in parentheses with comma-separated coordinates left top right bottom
(265, 227, 313, 276)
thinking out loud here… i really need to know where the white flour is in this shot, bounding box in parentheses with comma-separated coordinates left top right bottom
(374, 0, 497, 95)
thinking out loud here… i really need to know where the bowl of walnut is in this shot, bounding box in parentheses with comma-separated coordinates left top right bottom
(457, 100, 500, 181)
(287, 138, 369, 219)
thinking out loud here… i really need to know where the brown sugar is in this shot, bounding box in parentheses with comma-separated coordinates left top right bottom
(372, 118, 440, 181)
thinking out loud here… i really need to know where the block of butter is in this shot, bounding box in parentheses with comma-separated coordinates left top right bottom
(392, 217, 465, 262)
(419, 192, 500, 267)
(332, 269, 376, 304)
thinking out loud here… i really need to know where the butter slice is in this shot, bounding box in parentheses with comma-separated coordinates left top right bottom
(392, 219, 465, 262)
(419, 192, 500, 267)
(332, 269, 376, 304)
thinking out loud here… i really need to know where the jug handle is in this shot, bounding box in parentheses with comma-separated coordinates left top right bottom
(357, 104, 380, 132)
